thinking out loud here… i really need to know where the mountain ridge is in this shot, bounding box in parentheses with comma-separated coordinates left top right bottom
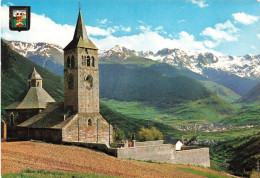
(4, 40, 64, 76)
(99, 45, 260, 79)
(237, 82, 260, 104)
(5, 40, 260, 79)
(5, 40, 259, 96)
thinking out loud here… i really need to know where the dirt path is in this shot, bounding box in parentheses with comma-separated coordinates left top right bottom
(1, 141, 230, 177)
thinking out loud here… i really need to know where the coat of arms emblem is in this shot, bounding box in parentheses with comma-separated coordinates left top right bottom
(9, 6, 30, 32)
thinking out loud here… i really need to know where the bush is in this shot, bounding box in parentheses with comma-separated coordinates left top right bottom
(113, 127, 125, 142)
(139, 126, 163, 141)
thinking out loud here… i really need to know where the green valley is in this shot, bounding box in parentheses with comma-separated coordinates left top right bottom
(200, 80, 241, 103)
(101, 95, 235, 127)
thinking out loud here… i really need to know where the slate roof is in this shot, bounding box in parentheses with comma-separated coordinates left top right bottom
(28, 67, 42, 80)
(64, 10, 98, 50)
(18, 102, 72, 129)
(5, 87, 55, 110)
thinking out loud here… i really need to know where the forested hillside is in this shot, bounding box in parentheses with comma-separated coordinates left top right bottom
(100, 63, 220, 108)
(211, 133, 260, 176)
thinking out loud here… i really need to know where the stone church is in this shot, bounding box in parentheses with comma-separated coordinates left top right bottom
(5, 10, 113, 144)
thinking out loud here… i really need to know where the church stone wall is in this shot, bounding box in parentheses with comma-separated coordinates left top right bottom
(62, 113, 113, 144)
(173, 148, 210, 167)
(134, 140, 164, 147)
(16, 127, 62, 143)
(116, 144, 175, 163)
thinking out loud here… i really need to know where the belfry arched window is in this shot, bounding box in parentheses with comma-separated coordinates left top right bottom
(88, 119, 92, 126)
(87, 56, 90, 66)
(67, 56, 71, 68)
(71, 55, 75, 68)
(91, 56, 95, 67)
(10, 113, 14, 126)
(85, 75, 93, 89)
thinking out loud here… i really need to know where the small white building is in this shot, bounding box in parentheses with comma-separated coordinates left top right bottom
(175, 140, 183, 151)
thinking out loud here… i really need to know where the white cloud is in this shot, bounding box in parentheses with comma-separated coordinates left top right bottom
(203, 40, 219, 48)
(139, 25, 151, 32)
(257, 34, 260, 40)
(99, 18, 109, 24)
(120, 26, 131, 32)
(86, 26, 111, 36)
(178, 19, 186, 23)
(232, 12, 259, 25)
(1, 4, 218, 54)
(155, 26, 167, 35)
(8, 2, 14, 6)
(251, 45, 256, 49)
(155, 26, 163, 31)
(200, 20, 239, 42)
(92, 30, 209, 53)
(189, 0, 208, 8)
(0, 5, 125, 47)
(137, 20, 145, 24)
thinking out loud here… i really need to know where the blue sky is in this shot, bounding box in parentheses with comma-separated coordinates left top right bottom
(1, 0, 260, 56)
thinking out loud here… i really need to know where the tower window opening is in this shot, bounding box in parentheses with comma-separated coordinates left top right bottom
(88, 119, 92, 126)
(37, 82, 39, 87)
(10, 114, 14, 126)
(85, 75, 93, 89)
(91, 56, 95, 67)
(71, 55, 75, 68)
(87, 56, 90, 66)
(67, 56, 71, 68)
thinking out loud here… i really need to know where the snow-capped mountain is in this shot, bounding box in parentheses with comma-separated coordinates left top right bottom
(99, 45, 137, 61)
(5, 40, 260, 79)
(99, 46, 260, 79)
(5, 40, 64, 76)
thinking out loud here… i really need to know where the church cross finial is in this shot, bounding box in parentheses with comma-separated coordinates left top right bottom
(79, 1, 81, 11)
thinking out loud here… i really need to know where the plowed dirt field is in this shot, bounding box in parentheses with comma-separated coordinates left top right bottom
(1, 141, 230, 177)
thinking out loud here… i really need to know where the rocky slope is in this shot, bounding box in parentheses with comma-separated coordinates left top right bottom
(100, 46, 260, 79)
(5, 40, 260, 79)
(4, 40, 64, 76)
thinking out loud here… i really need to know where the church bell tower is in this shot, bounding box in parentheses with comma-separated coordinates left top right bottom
(64, 9, 99, 114)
